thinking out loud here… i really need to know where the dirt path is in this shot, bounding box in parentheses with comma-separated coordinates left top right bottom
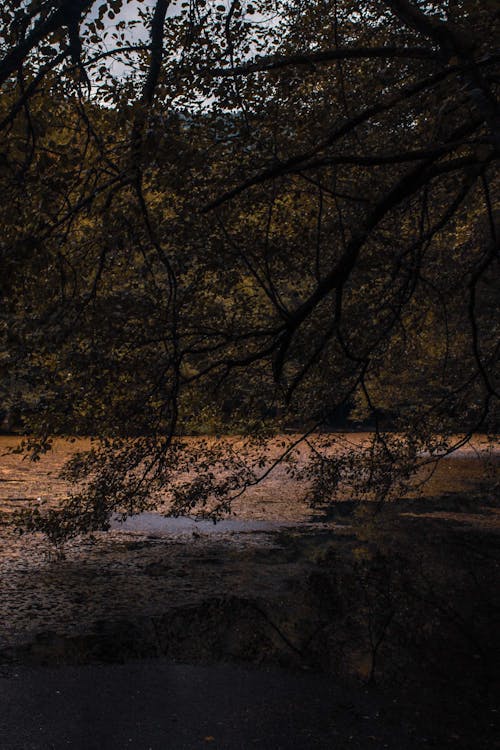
(0, 659, 431, 750)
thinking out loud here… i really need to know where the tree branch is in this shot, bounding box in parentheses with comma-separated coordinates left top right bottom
(212, 45, 440, 76)
(0, 0, 93, 89)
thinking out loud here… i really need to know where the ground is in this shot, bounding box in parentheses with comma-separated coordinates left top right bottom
(0, 436, 499, 749)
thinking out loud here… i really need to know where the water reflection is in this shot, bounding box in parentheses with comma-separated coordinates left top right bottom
(111, 513, 283, 534)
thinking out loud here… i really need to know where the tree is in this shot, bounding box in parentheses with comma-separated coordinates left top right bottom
(0, 0, 498, 540)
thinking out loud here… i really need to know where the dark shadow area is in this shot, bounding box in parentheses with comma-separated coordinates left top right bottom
(0, 660, 426, 750)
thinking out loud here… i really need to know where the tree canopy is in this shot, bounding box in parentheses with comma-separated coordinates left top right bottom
(0, 0, 498, 540)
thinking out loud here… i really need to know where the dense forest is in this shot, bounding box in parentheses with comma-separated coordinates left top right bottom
(0, 0, 498, 538)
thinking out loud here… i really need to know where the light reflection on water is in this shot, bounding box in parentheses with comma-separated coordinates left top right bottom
(111, 513, 284, 534)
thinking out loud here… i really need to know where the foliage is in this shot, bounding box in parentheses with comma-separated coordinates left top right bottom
(0, 0, 498, 540)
